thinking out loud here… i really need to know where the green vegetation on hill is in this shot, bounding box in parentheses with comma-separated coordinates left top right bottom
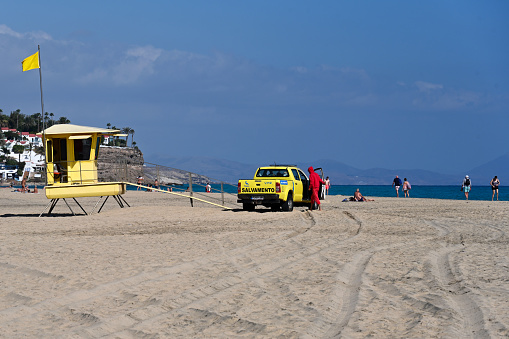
(105, 123, 137, 148)
(0, 108, 70, 134)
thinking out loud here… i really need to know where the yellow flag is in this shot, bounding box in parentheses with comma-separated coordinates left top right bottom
(22, 51, 40, 72)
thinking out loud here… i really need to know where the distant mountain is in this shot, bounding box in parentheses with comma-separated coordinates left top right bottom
(145, 154, 507, 186)
(468, 152, 509, 185)
(297, 159, 458, 185)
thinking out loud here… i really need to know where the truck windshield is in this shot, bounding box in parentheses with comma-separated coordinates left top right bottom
(256, 169, 289, 177)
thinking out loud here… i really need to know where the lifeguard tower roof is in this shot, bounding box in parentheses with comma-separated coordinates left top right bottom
(39, 124, 120, 136)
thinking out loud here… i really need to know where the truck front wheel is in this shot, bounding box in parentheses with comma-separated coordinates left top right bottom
(281, 192, 293, 212)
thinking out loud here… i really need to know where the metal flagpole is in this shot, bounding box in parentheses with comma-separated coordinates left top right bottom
(37, 45, 47, 186)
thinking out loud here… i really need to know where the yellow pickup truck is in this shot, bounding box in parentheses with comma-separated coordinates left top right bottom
(237, 165, 324, 211)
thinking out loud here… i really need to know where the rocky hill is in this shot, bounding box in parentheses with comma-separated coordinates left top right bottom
(97, 146, 214, 186)
(97, 146, 144, 183)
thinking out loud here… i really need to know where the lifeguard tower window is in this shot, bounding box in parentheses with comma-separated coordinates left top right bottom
(53, 138, 67, 162)
(74, 138, 92, 161)
(46, 140, 53, 162)
(95, 137, 101, 160)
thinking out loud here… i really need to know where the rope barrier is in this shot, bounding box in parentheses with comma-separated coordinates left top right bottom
(125, 182, 233, 210)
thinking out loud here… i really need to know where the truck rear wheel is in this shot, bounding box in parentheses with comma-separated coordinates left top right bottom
(281, 192, 293, 212)
(243, 203, 255, 211)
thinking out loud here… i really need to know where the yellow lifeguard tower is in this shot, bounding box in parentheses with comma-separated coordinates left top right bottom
(39, 124, 128, 216)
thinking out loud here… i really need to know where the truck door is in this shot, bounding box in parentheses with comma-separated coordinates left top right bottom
(298, 169, 310, 200)
(314, 167, 326, 199)
(291, 169, 303, 201)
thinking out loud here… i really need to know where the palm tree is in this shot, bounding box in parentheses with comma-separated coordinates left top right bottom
(130, 129, 135, 147)
(106, 123, 111, 129)
(57, 117, 70, 124)
(35, 113, 41, 131)
(121, 127, 131, 146)
(0, 115, 8, 128)
(12, 144, 25, 163)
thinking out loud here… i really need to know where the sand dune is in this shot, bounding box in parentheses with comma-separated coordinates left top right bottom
(1, 189, 508, 338)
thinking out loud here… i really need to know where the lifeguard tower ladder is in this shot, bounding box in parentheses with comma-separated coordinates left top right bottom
(39, 124, 128, 216)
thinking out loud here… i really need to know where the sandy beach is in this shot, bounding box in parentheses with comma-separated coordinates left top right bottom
(0, 188, 508, 338)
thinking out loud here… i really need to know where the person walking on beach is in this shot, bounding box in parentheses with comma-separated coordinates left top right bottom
(308, 166, 325, 211)
(462, 175, 471, 200)
(137, 175, 143, 190)
(490, 176, 500, 201)
(392, 175, 402, 197)
(402, 178, 411, 198)
(325, 176, 330, 196)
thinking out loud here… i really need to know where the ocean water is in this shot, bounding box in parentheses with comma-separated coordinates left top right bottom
(328, 185, 507, 201)
(15, 183, 505, 202)
(132, 184, 507, 201)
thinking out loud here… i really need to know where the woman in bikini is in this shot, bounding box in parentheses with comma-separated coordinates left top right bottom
(490, 176, 500, 201)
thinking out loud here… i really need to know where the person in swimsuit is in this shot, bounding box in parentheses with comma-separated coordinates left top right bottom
(462, 175, 471, 200)
(354, 188, 374, 201)
(490, 176, 500, 201)
(402, 178, 411, 198)
(325, 176, 330, 195)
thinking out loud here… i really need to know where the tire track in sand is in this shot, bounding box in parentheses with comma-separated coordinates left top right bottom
(311, 250, 374, 339)
(426, 218, 493, 338)
(103, 209, 364, 337)
(0, 209, 358, 337)
(428, 244, 489, 338)
(109, 209, 361, 337)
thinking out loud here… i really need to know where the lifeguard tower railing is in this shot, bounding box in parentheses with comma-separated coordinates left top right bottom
(46, 159, 101, 185)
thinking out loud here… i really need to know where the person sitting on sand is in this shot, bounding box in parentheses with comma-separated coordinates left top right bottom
(354, 188, 374, 202)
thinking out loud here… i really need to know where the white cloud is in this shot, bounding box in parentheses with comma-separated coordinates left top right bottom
(339, 67, 369, 80)
(112, 46, 163, 85)
(0, 24, 23, 38)
(412, 88, 482, 110)
(77, 45, 163, 85)
(415, 81, 443, 92)
(0, 24, 52, 41)
(292, 66, 308, 74)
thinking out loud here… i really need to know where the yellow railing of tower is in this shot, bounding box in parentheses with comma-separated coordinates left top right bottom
(126, 183, 233, 210)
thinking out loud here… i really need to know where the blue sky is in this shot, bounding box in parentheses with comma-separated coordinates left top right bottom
(1, 1, 508, 174)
